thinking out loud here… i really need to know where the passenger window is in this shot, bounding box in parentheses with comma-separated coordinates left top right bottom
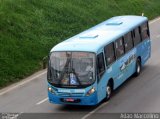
(115, 38, 125, 59)
(104, 42, 116, 66)
(140, 22, 150, 40)
(97, 53, 105, 78)
(132, 27, 141, 46)
(123, 32, 133, 52)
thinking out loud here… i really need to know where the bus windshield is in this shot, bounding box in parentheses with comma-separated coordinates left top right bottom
(48, 52, 96, 87)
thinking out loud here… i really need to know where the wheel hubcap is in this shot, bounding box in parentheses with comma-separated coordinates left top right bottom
(107, 86, 111, 98)
(137, 64, 140, 73)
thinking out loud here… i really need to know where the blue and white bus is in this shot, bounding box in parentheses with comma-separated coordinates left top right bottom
(47, 15, 151, 105)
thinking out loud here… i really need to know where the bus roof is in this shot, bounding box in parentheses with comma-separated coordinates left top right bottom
(51, 15, 148, 53)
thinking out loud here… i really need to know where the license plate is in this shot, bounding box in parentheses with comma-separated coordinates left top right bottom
(65, 98, 74, 102)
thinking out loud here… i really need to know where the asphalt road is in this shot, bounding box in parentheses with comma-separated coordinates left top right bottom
(0, 17, 160, 119)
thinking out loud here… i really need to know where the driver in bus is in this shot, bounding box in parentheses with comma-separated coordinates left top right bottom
(85, 59, 94, 73)
(86, 64, 93, 72)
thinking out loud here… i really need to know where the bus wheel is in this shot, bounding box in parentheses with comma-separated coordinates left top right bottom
(134, 58, 141, 76)
(104, 82, 112, 101)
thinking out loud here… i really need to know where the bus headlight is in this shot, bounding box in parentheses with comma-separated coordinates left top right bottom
(48, 87, 55, 94)
(86, 87, 96, 96)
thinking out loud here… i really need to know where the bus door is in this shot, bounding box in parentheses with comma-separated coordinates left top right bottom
(97, 52, 107, 101)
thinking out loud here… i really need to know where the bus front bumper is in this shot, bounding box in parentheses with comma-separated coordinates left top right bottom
(48, 91, 98, 106)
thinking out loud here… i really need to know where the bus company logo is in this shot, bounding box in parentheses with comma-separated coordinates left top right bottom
(120, 53, 136, 71)
(58, 89, 71, 93)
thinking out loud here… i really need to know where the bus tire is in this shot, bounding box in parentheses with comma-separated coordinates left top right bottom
(104, 81, 112, 102)
(134, 58, 141, 76)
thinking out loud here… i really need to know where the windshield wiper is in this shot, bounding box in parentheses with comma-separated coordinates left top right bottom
(58, 52, 71, 84)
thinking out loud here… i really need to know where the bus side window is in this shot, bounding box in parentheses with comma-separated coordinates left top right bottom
(115, 38, 125, 59)
(140, 22, 150, 40)
(104, 42, 116, 66)
(123, 32, 133, 52)
(97, 53, 105, 78)
(132, 27, 141, 46)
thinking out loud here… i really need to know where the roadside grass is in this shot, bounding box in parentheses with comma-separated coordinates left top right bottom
(0, 0, 160, 88)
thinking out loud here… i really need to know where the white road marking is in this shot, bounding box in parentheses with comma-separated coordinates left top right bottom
(36, 97, 48, 105)
(149, 17, 160, 24)
(0, 70, 47, 96)
(81, 101, 109, 119)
